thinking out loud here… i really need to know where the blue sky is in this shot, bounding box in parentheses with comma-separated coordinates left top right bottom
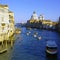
(1, 0, 60, 23)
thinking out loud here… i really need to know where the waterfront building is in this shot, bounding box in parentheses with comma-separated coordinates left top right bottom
(8, 11, 15, 37)
(30, 11, 39, 23)
(26, 12, 57, 29)
(30, 11, 38, 20)
(58, 17, 60, 32)
(39, 14, 44, 21)
(0, 4, 14, 41)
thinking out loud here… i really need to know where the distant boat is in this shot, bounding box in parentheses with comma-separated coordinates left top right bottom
(26, 32, 29, 35)
(15, 28, 21, 34)
(29, 31, 31, 34)
(33, 32, 38, 38)
(34, 32, 38, 35)
(26, 31, 31, 35)
(33, 34, 37, 37)
(46, 41, 57, 59)
(37, 36, 42, 40)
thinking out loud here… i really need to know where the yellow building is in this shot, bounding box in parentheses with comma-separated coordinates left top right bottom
(41, 20, 57, 26)
(0, 4, 14, 42)
(8, 11, 15, 37)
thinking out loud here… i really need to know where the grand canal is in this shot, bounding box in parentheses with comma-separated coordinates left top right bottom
(0, 27, 60, 60)
(11, 27, 60, 60)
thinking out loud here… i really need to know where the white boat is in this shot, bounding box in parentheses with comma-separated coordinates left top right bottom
(0, 49, 7, 54)
(33, 34, 37, 37)
(34, 32, 38, 35)
(46, 41, 57, 56)
(29, 31, 31, 34)
(15, 28, 21, 34)
(37, 36, 42, 40)
(26, 31, 31, 35)
(26, 33, 29, 35)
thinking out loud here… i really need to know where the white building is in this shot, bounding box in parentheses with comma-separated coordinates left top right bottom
(38, 15, 44, 20)
(30, 11, 38, 20)
(0, 4, 14, 42)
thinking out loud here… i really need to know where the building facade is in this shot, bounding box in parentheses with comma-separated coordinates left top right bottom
(58, 17, 60, 32)
(0, 4, 14, 41)
(29, 12, 57, 27)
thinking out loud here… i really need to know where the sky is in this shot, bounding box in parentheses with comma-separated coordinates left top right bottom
(1, 0, 60, 23)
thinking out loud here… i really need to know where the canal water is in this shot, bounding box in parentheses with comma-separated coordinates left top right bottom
(0, 27, 59, 60)
(10, 27, 60, 60)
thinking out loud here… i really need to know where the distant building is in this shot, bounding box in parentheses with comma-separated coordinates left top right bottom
(0, 4, 14, 41)
(8, 11, 15, 37)
(39, 15, 44, 20)
(58, 17, 60, 32)
(30, 11, 38, 20)
(29, 12, 57, 27)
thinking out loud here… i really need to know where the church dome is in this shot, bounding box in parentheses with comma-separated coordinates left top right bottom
(39, 14, 44, 20)
(30, 11, 38, 20)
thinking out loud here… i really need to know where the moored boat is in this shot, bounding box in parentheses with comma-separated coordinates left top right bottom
(0, 49, 7, 54)
(29, 31, 31, 34)
(26, 33, 29, 35)
(15, 28, 21, 34)
(26, 31, 31, 35)
(46, 41, 57, 60)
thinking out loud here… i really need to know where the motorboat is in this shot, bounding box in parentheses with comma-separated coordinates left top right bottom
(46, 40, 57, 59)
(34, 32, 38, 35)
(37, 36, 42, 40)
(15, 28, 21, 34)
(33, 34, 37, 37)
(29, 31, 31, 34)
(26, 31, 31, 35)
(26, 33, 29, 35)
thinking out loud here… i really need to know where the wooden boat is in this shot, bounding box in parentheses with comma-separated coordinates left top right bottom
(15, 28, 21, 34)
(0, 49, 7, 54)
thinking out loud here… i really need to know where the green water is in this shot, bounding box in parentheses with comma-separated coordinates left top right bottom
(0, 35, 15, 60)
(0, 47, 12, 60)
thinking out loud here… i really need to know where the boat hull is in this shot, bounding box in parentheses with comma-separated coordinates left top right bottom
(46, 51, 57, 60)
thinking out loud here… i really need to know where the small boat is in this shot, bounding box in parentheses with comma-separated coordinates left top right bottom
(46, 41, 57, 59)
(37, 36, 42, 40)
(15, 28, 21, 34)
(33, 34, 37, 37)
(34, 32, 38, 35)
(0, 49, 7, 54)
(26, 33, 29, 35)
(26, 31, 31, 35)
(29, 31, 31, 34)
